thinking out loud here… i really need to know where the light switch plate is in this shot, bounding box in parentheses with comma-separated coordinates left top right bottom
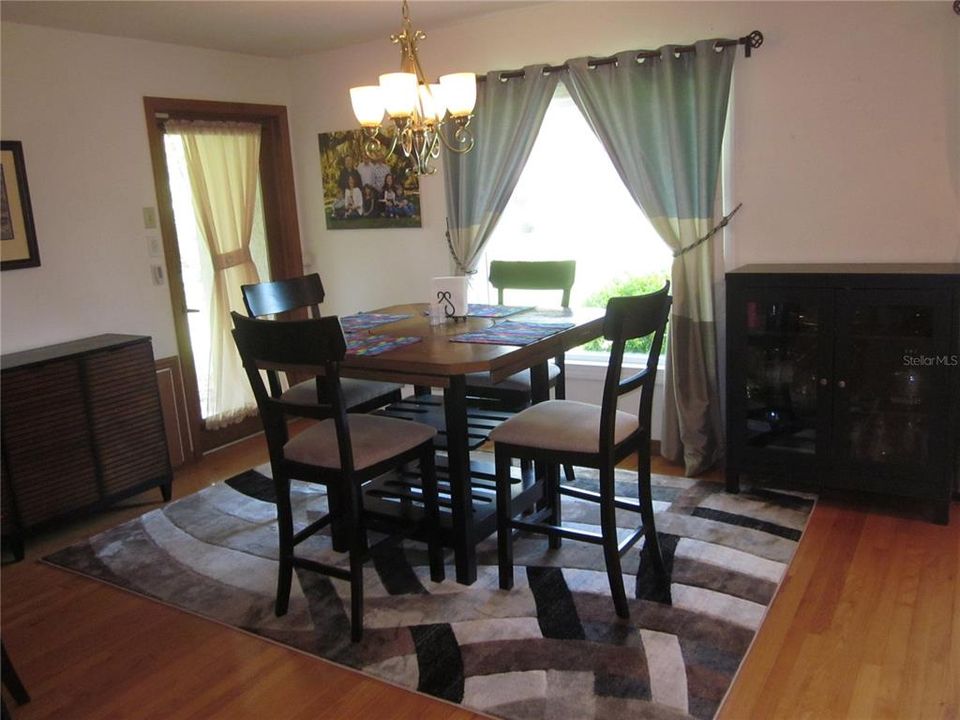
(150, 264, 165, 285)
(147, 236, 163, 258)
(143, 206, 158, 229)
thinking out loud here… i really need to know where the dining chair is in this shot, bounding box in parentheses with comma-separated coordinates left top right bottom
(489, 284, 671, 618)
(241, 274, 402, 416)
(465, 260, 577, 408)
(1, 641, 29, 718)
(231, 312, 445, 642)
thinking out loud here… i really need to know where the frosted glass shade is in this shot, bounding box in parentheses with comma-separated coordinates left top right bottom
(439, 73, 477, 117)
(418, 84, 446, 123)
(379, 72, 418, 118)
(350, 86, 385, 127)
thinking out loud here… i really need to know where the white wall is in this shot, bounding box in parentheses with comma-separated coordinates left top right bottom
(1, 3, 956, 428)
(286, 0, 959, 319)
(0, 23, 292, 357)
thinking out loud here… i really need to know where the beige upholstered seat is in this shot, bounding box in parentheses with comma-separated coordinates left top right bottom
(282, 377, 402, 411)
(285, 414, 436, 470)
(464, 361, 561, 393)
(489, 400, 639, 455)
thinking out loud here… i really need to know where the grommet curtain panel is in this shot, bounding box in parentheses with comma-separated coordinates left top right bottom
(564, 41, 735, 475)
(442, 65, 559, 274)
(165, 120, 263, 430)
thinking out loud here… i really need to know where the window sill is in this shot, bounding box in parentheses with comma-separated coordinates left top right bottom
(565, 352, 666, 383)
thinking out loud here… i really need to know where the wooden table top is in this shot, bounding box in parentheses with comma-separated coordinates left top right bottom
(339, 303, 605, 386)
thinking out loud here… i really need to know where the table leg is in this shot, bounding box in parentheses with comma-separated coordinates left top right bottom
(530, 361, 550, 404)
(444, 374, 477, 585)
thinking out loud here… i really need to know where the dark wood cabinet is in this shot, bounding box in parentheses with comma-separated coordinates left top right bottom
(725, 264, 959, 524)
(1, 334, 173, 559)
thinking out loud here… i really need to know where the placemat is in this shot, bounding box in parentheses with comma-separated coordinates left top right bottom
(346, 334, 422, 356)
(340, 313, 412, 332)
(466, 304, 532, 318)
(449, 320, 575, 346)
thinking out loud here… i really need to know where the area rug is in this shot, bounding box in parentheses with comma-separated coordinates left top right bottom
(45, 459, 814, 720)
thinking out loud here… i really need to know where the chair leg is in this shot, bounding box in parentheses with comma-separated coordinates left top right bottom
(347, 480, 367, 643)
(1, 642, 29, 705)
(599, 464, 629, 618)
(274, 477, 295, 617)
(554, 357, 576, 484)
(520, 458, 533, 480)
(495, 449, 515, 590)
(420, 446, 445, 583)
(547, 463, 562, 550)
(637, 446, 667, 578)
(327, 483, 349, 553)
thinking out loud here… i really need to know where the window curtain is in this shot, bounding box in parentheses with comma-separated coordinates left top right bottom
(166, 120, 263, 429)
(564, 41, 735, 475)
(442, 65, 559, 274)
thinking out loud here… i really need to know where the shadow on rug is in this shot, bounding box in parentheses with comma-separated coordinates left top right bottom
(45, 460, 814, 720)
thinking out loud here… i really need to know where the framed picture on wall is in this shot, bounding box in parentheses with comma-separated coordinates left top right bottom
(1, 140, 40, 270)
(318, 129, 421, 230)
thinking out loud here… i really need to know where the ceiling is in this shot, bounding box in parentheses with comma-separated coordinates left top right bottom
(0, 1, 540, 58)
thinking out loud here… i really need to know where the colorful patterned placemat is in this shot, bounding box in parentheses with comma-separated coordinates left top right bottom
(339, 313, 412, 332)
(466, 304, 533, 318)
(449, 320, 576, 346)
(346, 334, 422, 356)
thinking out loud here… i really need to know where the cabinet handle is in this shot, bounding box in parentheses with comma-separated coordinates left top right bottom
(819, 378, 829, 386)
(837, 380, 847, 389)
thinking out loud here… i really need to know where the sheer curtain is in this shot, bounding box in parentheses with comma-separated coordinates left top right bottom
(443, 65, 558, 274)
(564, 41, 736, 475)
(166, 120, 263, 429)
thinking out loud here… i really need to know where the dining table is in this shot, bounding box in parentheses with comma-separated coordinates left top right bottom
(338, 302, 605, 585)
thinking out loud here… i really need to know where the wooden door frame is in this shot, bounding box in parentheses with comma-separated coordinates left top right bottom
(143, 97, 303, 457)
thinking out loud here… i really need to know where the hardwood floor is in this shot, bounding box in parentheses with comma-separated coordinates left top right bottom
(2, 431, 957, 719)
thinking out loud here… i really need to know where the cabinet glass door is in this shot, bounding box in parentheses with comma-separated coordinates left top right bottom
(738, 288, 832, 461)
(833, 288, 951, 484)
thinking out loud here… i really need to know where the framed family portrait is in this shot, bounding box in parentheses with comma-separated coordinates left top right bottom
(1, 140, 40, 270)
(318, 130, 421, 230)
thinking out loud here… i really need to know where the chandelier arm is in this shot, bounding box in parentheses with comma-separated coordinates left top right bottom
(428, 129, 442, 160)
(436, 117, 475, 155)
(361, 127, 398, 161)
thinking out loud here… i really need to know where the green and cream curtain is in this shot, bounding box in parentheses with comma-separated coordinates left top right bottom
(443, 66, 559, 274)
(166, 120, 263, 430)
(564, 41, 736, 475)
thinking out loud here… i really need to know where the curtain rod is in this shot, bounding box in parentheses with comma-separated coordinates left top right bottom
(477, 30, 764, 82)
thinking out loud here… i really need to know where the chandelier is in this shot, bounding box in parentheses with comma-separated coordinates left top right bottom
(349, 0, 477, 176)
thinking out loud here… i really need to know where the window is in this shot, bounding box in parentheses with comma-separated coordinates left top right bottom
(469, 83, 671, 357)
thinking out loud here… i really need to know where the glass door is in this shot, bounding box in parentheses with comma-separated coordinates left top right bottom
(731, 287, 834, 481)
(832, 288, 952, 492)
(144, 97, 304, 456)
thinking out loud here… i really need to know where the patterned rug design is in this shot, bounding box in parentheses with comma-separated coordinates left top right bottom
(45, 460, 814, 720)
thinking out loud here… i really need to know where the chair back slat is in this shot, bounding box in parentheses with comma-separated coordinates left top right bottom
(599, 284, 671, 455)
(489, 260, 576, 308)
(242, 273, 326, 318)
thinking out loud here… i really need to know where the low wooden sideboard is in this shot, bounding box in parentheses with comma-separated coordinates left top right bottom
(1, 334, 172, 559)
